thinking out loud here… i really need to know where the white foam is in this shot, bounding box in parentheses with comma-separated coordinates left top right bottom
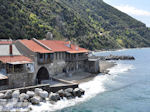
(30, 75, 108, 112)
(21, 63, 134, 112)
(108, 63, 135, 75)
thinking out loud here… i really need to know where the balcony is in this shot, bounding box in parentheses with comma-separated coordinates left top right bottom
(37, 59, 52, 65)
(37, 53, 53, 65)
(65, 56, 88, 62)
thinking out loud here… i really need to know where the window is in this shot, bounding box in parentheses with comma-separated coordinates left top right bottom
(39, 54, 43, 59)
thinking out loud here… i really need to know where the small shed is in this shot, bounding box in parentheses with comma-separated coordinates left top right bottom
(85, 58, 100, 73)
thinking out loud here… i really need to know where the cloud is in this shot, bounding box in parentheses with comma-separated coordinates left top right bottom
(114, 5, 150, 16)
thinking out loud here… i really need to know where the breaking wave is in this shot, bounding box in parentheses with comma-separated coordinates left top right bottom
(108, 63, 135, 75)
(30, 63, 134, 112)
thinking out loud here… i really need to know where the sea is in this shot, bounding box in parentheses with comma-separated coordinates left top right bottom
(32, 48, 150, 112)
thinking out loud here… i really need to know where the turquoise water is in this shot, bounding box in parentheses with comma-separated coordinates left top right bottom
(58, 48, 150, 112)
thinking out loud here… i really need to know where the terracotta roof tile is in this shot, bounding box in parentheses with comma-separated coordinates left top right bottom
(0, 41, 12, 45)
(0, 55, 32, 64)
(39, 40, 89, 53)
(19, 40, 51, 53)
(19, 39, 88, 54)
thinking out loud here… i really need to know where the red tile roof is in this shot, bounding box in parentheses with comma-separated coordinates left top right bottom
(19, 40, 52, 53)
(39, 40, 89, 53)
(0, 55, 32, 64)
(19, 39, 89, 54)
(0, 41, 12, 45)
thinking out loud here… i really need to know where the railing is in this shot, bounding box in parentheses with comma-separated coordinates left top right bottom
(65, 56, 88, 62)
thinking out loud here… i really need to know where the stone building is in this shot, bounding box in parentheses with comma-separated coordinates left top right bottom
(15, 38, 89, 84)
(0, 38, 90, 90)
(0, 40, 34, 90)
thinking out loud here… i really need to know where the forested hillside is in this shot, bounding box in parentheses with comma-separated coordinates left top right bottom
(1, 0, 150, 50)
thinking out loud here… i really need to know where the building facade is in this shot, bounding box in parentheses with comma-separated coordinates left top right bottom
(0, 38, 90, 90)
(0, 40, 34, 90)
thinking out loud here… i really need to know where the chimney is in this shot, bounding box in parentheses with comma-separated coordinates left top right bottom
(75, 45, 79, 51)
(9, 39, 13, 56)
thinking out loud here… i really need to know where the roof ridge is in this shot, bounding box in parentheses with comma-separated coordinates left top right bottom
(32, 38, 52, 51)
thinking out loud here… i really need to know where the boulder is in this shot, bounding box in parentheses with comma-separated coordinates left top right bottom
(30, 96, 41, 105)
(26, 91, 35, 98)
(79, 89, 85, 95)
(64, 88, 73, 94)
(19, 93, 29, 102)
(38, 91, 48, 99)
(34, 88, 43, 95)
(49, 92, 60, 102)
(4, 90, 13, 99)
(0, 93, 5, 99)
(12, 90, 20, 98)
(73, 88, 81, 97)
(57, 89, 65, 98)
(64, 92, 72, 99)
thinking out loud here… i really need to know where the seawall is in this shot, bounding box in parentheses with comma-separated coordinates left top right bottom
(99, 61, 116, 73)
(0, 83, 78, 94)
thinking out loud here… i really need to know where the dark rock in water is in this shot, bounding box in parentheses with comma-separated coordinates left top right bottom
(91, 55, 135, 61)
(4, 90, 13, 99)
(73, 88, 82, 97)
(105, 55, 135, 60)
(64, 92, 72, 99)
(57, 89, 65, 98)
(30, 96, 41, 105)
(79, 89, 85, 95)
(49, 93, 60, 102)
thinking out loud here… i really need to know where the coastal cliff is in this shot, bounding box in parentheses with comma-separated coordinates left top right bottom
(1, 0, 150, 50)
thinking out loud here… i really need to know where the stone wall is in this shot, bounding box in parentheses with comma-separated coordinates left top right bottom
(8, 72, 34, 89)
(0, 85, 9, 91)
(85, 60, 99, 73)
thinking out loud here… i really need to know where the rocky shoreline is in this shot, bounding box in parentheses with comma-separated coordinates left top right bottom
(104, 55, 135, 60)
(90, 55, 135, 61)
(0, 87, 85, 111)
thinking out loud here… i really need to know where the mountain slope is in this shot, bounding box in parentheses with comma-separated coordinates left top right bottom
(0, 0, 150, 50)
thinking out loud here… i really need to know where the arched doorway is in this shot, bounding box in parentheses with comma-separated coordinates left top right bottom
(36, 67, 49, 84)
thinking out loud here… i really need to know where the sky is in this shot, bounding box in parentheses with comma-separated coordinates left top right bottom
(103, 0, 150, 27)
